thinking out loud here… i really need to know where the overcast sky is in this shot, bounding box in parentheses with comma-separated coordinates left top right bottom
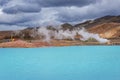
(0, 0, 120, 31)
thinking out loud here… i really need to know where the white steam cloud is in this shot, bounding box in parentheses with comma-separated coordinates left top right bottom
(37, 27, 109, 43)
(78, 28, 109, 43)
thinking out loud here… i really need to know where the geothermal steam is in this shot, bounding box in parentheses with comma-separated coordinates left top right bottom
(37, 27, 109, 43)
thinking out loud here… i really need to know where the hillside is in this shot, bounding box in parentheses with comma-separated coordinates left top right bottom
(0, 15, 120, 47)
(75, 15, 120, 28)
(88, 23, 120, 38)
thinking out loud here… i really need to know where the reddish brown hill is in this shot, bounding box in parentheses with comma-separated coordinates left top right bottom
(75, 15, 120, 28)
(0, 15, 120, 44)
(0, 31, 13, 40)
(88, 23, 120, 38)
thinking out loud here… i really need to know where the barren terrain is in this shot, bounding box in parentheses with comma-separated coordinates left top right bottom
(0, 15, 120, 48)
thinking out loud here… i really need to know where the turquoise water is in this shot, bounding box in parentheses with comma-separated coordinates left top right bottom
(0, 46, 120, 80)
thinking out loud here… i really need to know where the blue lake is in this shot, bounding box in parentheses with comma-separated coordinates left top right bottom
(0, 46, 120, 80)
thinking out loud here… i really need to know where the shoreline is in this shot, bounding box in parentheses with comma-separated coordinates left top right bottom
(0, 39, 120, 48)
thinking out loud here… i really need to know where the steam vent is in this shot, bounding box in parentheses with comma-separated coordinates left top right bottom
(0, 15, 120, 47)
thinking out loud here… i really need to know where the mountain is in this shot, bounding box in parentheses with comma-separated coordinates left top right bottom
(74, 15, 120, 39)
(60, 23, 73, 30)
(75, 15, 120, 29)
(88, 23, 120, 38)
(0, 15, 120, 43)
(0, 31, 13, 40)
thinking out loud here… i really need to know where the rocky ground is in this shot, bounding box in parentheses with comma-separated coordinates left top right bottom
(0, 38, 119, 48)
(0, 15, 120, 47)
(0, 40, 50, 48)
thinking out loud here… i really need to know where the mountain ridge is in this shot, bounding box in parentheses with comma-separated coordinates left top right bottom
(0, 15, 120, 44)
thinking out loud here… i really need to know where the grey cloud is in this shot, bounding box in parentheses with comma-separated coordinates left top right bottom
(3, 4, 41, 14)
(2, 0, 96, 14)
(0, 0, 10, 6)
(0, 24, 27, 31)
(33, 0, 96, 7)
(0, 13, 39, 25)
(55, 0, 120, 23)
(0, 0, 120, 31)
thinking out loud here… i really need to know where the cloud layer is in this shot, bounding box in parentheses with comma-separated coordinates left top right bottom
(0, 0, 120, 30)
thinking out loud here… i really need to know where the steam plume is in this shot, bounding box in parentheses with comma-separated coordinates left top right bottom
(37, 27, 109, 43)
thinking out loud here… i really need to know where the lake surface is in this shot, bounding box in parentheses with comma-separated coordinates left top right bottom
(0, 46, 120, 80)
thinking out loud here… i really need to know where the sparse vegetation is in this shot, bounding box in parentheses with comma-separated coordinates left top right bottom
(84, 38, 98, 42)
(0, 15, 120, 47)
